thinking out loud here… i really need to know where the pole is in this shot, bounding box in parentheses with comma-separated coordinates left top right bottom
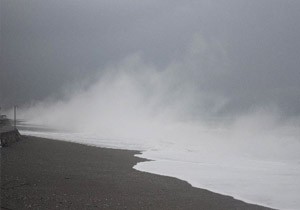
(14, 105, 17, 130)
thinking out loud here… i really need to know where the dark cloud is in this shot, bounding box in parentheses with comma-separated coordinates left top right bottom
(1, 0, 300, 118)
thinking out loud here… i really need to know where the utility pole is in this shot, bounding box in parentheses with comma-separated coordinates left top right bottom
(14, 105, 17, 130)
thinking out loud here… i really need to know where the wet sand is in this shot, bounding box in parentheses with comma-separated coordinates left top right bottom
(1, 136, 274, 209)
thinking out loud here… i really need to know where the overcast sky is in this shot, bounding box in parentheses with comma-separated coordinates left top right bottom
(1, 0, 300, 119)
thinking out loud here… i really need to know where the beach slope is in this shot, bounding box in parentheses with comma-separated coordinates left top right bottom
(1, 136, 273, 209)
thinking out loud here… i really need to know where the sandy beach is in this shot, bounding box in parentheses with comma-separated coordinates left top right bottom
(1, 136, 274, 209)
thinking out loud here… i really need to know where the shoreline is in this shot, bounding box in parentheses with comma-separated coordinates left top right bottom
(133, 160, 279, 210)
(1, 135, 274, 209)
(133, 156, 281, 210)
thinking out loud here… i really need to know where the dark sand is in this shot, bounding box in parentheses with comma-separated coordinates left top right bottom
(1, 136, 274, 210)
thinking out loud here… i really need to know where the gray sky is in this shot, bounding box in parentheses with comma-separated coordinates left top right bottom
(1, 0, 300, 119)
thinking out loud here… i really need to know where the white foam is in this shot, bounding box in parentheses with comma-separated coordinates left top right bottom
(134, 149, 300, 210)
(20, 130, 149, 151)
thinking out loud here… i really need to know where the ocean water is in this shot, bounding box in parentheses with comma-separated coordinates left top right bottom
(19, 127, 300, 210)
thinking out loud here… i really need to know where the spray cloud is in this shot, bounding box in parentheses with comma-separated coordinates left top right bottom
(20, 35, 300, 161)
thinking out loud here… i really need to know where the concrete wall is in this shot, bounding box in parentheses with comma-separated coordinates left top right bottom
(0, 129, 21, 147)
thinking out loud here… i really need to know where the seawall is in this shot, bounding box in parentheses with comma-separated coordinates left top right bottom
(0, 118, 21, 147)
(0, 129, 21, 147)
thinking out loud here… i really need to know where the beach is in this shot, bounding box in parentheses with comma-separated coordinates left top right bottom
(1, 136, 273, 209)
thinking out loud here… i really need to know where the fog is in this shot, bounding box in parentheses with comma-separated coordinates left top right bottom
(2, 0, 300, 119)
(19, 49, 300, 161)
(1, 0, 299, 160)
(2, 1, 300, 208)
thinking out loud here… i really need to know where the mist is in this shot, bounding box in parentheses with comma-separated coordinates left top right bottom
(2, 0, 300, 117)
(19, 44, 300, 162)
(18, 51, 300, 208)
(2, 1, 300, 208)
